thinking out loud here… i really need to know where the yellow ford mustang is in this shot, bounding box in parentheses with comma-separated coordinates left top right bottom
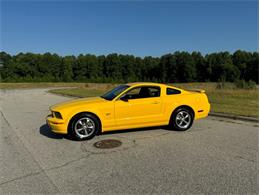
(47, 83, 210, 140)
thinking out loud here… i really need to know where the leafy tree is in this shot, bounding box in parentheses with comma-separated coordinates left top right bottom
(158, 54, 169, 83)
(175, 52, 196, 82)
(103, 54, 122, 82)
(232, 50, 251, 80)
(191, 52, 206, 81)
(0, 50, 258, 83)
(74, 54, 99, 81)
(119, 54, 136, 82)
(142, 56, 160, 81)
(134, 57, 143, 82)
(0, 52, 12, 81)
(206, 52, 240, 82)
(62, 56, 75, 81)
(245, 52, 259, 83)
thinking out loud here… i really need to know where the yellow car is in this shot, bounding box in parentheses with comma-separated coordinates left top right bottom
(46, 82, 210, 140)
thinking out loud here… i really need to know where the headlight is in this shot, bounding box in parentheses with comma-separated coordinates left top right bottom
(53, 111, 63, 119)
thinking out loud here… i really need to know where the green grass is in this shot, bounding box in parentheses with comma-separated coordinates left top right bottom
(48, 83, 258, 118)
(207, 89, 258, 117)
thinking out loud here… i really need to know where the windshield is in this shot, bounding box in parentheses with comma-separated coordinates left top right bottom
(101, 85, 129, 101)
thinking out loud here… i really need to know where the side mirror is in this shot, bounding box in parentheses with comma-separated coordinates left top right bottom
(120, 94, 128, 102)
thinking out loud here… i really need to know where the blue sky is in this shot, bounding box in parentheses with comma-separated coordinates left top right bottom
(1, 1, 258, 57)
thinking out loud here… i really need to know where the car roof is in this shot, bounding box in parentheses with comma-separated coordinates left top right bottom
(127, 82, 165, 87)
(126, 82, 184, 91)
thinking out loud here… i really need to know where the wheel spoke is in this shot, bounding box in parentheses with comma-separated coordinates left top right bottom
(182, 120, 188, 124)
(78, 120, 83, 125)
(76, 127, 84, 132)
(184, 118, 190, 123)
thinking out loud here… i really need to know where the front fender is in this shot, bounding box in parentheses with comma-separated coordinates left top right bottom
(54, 105, 102, 134)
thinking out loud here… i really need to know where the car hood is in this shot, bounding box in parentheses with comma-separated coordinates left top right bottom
(50, 96, 106, 111)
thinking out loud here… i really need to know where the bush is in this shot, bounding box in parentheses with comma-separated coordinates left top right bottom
(235, 80, 257, 89)
(247, 80, 257, 89)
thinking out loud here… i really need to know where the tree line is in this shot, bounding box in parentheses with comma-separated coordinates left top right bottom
(0, 50, 258, 83)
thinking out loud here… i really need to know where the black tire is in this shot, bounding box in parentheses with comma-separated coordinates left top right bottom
(169, 107, 194, 131)
(69, 113, 100, 141)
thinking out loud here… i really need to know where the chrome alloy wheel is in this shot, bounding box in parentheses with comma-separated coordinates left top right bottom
(74, 117, 96, 139)
(175, 111, 191, 129)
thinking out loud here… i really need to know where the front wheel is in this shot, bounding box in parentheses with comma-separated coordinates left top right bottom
(69, 113, 100, 141)
(169, 108, 194, 131)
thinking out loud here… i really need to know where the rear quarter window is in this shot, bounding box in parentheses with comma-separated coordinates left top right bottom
(167, 88, 181, 95)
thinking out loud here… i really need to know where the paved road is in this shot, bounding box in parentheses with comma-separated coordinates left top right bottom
(0, 88, 258, 194)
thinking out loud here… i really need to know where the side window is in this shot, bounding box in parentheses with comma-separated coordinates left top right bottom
(148, 87, 160, 97)
(167, 88, 181, 95)
(124, 86, 160, 99)
(125, 87, 141, 99)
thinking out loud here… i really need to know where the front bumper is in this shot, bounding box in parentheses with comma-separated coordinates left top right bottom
(46, 115, 67, 134)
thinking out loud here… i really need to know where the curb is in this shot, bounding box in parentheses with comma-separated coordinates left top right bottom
(209, 112, 259, 123)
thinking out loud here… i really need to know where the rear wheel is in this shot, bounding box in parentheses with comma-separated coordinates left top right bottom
(69, 113, 100, 141)
(170, 108, 194, 131)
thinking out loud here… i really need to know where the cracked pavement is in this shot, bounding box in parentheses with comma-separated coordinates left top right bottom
(0, 88, 258, 194)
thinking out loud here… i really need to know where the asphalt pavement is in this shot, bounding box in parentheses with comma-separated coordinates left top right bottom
(0, 88, 258, 194)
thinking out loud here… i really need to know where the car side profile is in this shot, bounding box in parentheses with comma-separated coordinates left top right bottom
(46, 83, 210, 140)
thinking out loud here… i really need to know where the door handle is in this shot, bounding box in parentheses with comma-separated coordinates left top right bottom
(152, 101, 160, 104)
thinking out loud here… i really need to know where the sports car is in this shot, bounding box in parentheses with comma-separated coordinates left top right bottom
(46, 82, 210, 140)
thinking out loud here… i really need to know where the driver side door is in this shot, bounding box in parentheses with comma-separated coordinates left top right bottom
(114, 86, 163, 129)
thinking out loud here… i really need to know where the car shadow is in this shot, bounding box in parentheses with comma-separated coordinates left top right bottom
(39, 124, 173, 140)
(100, 125, 171, 135)
(39, 124, 65, 139)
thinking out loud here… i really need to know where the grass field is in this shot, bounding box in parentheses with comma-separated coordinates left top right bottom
(1, 82, 258, 117)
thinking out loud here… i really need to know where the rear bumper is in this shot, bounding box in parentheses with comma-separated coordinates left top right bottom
(46, 116, 67, 134)
(195, 103, 210, 119)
